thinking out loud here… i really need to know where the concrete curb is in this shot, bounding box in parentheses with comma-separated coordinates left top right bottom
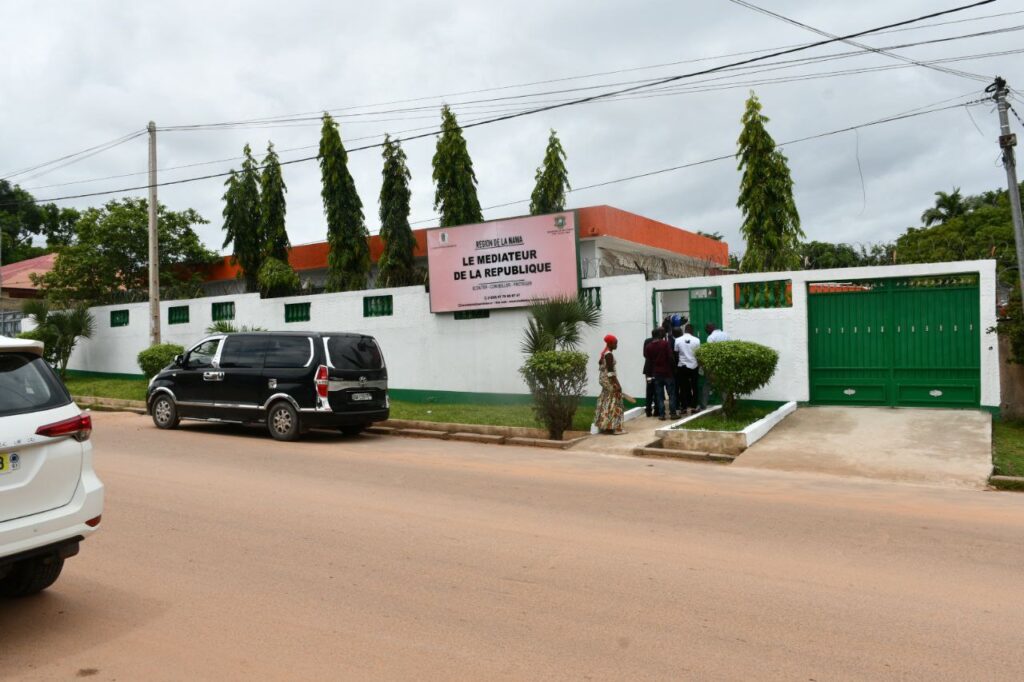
(990, 475, 1024, 491)
(74, 395, 146, 414)
(633, 445, 736, 464)
(381, 418, 587, 441)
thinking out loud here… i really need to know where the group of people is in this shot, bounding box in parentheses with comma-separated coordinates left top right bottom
(642, 316, 729, 421)
(591, 317, 730, 435)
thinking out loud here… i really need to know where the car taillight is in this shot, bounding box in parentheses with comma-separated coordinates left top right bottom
(36, 413, 92, 442)
(315, 365, 329, 399)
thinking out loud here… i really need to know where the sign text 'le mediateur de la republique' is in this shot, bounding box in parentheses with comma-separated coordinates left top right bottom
(452, 235, 554, 280)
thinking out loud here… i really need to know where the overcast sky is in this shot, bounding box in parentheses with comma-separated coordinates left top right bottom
(3, 0, 1023, 257)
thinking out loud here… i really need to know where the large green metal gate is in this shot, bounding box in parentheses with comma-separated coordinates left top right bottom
(807, 274, 980, 407)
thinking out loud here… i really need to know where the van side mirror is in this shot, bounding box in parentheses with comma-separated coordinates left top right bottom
(174, 354, 185, 368)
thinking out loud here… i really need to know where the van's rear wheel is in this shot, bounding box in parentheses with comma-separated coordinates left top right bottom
(0, 555, 64, 598)
(151, 395, 180, 429)
(267, 401, 301, 441)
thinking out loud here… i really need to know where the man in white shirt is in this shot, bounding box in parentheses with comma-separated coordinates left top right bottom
(674, 324, 701, 413)
(701, 323, 730, 409)
(706, 323, 730, 344)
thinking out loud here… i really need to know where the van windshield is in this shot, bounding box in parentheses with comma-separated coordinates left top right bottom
(326, 336, 383, 370)
(0, 352, 71, 418)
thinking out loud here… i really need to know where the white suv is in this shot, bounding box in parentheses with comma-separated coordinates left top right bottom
(0, 336, 103, 597)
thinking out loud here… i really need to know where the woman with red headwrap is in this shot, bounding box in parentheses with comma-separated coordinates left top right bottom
(593, 334, 625, 434)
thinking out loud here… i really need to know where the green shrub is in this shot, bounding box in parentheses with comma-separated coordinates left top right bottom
(695, 340, 779, 416)
(520, 350, 589, 440)
(137, 343, 185, 379)
(258, 257, 301, 298)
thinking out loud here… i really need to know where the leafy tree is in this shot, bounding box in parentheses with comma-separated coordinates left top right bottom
(260, 141, 289, 262)
(0, 181, 49, 264)
(34, 198, 215, 305)
(799, 241, 863, 270)
(377, 135, 418, 288)
(257, 256, 300, 298)
(735, 92, 803, 272)
(221, 144, 263, 292)
(20, 299, 95, 379)
(698, 231, 724, 241)
(921, 188, 967, 227)
(529, 129, 570, 215)
(319, 113, 369, 291)
(432, 106, 483, 227)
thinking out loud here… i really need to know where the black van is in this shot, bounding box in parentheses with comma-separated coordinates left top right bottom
(146, 332, 389, 441)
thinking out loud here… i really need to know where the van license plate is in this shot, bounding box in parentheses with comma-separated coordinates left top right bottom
(352, 393, 373, 401)
(0, 453, 20, 475)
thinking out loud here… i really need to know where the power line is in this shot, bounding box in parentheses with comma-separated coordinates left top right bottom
(0, 0, 1000, 207)
(15, 45, 1019, 199)
(157, 8, 1021, 130)
(408, 96, 991, 226)
(156, 22, 1021, 132)
(727, 0, 989, 82)
(0, 129, 147, 182)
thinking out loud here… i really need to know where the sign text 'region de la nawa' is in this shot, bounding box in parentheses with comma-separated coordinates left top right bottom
(426, 212, 579, 313)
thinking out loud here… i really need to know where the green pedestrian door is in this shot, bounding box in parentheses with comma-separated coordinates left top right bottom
(688, 287, 723, 342)
(807, 274, 981, 408)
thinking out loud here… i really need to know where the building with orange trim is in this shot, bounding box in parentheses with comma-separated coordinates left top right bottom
(201, 205, 729, 295)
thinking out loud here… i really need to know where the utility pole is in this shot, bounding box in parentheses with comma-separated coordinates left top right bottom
(989, 77, 1024, 300)
(147, 120, 161, 345)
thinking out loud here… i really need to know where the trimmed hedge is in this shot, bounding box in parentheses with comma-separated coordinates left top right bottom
(520, 350, 589, 440)
(695, 340, 779, 416)
(137, 343, 185, 379)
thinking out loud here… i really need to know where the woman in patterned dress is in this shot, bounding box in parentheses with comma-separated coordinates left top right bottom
(594, 334, 625, 435)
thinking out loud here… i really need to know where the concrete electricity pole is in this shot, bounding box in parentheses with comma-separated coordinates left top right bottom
(147, 120, 161, 345)
(989, 77, 1024, 300)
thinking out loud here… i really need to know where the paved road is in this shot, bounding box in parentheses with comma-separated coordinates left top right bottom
(4, 412, 1023, 681)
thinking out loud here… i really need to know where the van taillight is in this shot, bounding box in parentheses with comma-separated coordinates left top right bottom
(315, 365, 329, 399)
(36, 413, 92, 442)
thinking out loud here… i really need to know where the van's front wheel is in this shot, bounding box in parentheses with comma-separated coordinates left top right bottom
(267, 402, 301, 441)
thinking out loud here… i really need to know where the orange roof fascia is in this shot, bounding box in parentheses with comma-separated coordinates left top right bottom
(204, 232, 430, 282)
(201, 207, 725, 281)
(575, 206, 729, 266)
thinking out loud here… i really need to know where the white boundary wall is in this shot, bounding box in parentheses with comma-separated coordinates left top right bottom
(67, 260, 999, 407)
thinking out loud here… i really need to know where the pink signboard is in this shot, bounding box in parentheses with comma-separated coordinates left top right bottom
(427, 212, 579, 313)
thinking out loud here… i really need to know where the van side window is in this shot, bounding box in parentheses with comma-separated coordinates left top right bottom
(187, 339, 221, 369)
(220, 335, 268, 369)
(264, 337, 313, 368)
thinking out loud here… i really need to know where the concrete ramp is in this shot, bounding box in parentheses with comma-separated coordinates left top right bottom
(733, 407, 992, 489)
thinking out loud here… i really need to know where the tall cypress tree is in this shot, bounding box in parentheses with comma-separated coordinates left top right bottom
(529, 129, 570, 215)
(432, 105, 483, 227)
(221, 143, 263, 292)
(319, 113, 369, 292)
(377, 135, 417, 288)
(260, 141, 290, 262)
(735, 91, 803, 272)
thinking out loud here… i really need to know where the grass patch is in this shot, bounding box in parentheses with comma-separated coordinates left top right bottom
(61, 376, 595, 431)
(674, 401, 784, 432)
(992, 419, 1024, 479)
(390, 401, 594, 432)
(65, 376, 148, 402)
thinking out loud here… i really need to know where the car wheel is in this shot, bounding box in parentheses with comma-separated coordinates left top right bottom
(339, 424, 366, 436)
(151, 395, 180, 429)
(267, 401, 301, 441)
(0, 555, 64, 598)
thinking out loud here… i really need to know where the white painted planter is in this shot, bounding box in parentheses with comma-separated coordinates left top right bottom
(654, 401, 797, 455)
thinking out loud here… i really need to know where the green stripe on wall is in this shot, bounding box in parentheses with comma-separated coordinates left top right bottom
(66, 369, 146, 380)
(390, 387, 599, 408)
